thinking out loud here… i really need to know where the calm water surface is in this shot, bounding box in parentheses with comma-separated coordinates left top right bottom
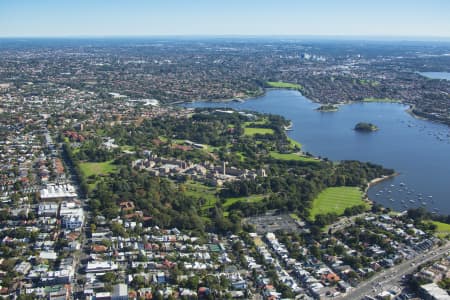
(419, 71, 450, 80)
(183, 90, 450, 214)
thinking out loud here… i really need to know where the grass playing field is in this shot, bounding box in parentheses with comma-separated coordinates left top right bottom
(243, 127, 274, 136)
(310, 187, 367, 219)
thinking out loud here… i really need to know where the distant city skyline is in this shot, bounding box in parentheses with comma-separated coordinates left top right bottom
(1, 0, 450, 39)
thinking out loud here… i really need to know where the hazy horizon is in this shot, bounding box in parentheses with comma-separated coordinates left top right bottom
(1, 0, 450, 39)
(1, 35, 450, 43)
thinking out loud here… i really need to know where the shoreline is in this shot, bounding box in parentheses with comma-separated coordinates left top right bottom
(405, 104, 427, 121)
(179, 89, 267, 104)
(176, 87, 449, 127)
(363, 173, 399, 204)
(177, 87, 310, 105)
(178, 92, 447, 215)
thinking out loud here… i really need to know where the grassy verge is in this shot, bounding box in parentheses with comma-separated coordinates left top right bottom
(266, 81, 303, 90)
(289, 213, 301, 221)
(235, 152, 246, 162)
(203, 144, 221, 152)
(310, 187, 367, 220)
(121, 145, 135, 152)
(288, 137, 302, 149)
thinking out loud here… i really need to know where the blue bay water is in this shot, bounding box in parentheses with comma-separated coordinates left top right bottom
(183, 90, 450, 214)
(419, 71, 450, 80)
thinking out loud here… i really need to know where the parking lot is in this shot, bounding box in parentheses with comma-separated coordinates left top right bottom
(244, 213, 300, 234)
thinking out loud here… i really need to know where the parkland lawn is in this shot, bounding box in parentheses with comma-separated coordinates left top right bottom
(266, 81, 303, 90)
(80, 160, 119, 191)
(430, 221, 450, 238)
(223, 195, 266, 208)
(310, 187, 367, 220)
(183, 181, 219, 210)
(182, 181, 267, 216)
(79, 160, 118, 177)
(244, 118, 268, 127)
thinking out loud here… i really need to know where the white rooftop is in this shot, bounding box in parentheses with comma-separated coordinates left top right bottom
(40, 251, 58, 260)
(86, 261, 118, 272)
(421, 283, 450, 299)
(40, 184, 77, 200)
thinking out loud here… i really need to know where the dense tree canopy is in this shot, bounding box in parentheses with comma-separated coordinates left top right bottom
(63, 109, 394, 233)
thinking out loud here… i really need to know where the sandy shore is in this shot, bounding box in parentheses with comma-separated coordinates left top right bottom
(364, 173, 399, 204)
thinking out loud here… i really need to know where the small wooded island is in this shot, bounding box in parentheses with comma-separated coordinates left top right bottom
(316, 104, 339, 112)
(354, 122, 379, 132)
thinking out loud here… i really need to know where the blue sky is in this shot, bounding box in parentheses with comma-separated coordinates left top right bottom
(0, 0, 449, 38)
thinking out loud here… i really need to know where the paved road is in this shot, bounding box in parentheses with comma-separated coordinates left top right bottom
(328, 213, 368, 234)
(59, 142, 89, 298)
(340, 242, 450, 300)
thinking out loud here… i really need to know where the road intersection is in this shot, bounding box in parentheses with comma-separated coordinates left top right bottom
(340, 242, 450, 300)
